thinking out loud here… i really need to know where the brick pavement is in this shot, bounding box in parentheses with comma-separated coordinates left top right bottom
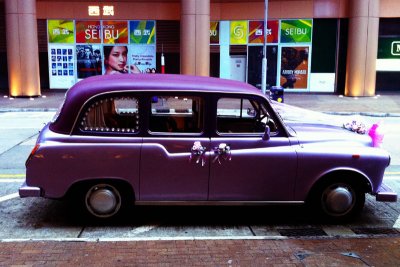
(1, 237, 399, 266)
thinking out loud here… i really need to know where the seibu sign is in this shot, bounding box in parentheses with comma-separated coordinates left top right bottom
(280, 19, 312, 43)
(76, 21, 128, 44)
(88, 5, 114, 16)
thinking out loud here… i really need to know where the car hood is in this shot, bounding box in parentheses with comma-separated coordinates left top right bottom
(286, 122, 372, 147)
(270, 101, 374, 147)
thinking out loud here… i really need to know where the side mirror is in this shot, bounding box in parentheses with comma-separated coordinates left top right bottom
(263, 125, 270, 141)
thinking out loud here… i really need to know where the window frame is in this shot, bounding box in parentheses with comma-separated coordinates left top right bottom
(74, 92, 141, 136)
(214, 94, 280, 137)
(146, 92, 207, 137)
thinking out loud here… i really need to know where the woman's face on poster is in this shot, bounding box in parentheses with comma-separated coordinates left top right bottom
(106, 46, 128, 73)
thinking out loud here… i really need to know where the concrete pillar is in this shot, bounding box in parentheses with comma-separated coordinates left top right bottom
(345, 0, 379, 96)
(5, 0, 41, 97)
(180, 0, 210, 76)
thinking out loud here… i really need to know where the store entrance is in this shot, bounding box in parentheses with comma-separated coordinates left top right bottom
(247, 46, 278, 90)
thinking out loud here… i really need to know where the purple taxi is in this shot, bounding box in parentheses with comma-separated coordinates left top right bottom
(19, 74, 397, 220)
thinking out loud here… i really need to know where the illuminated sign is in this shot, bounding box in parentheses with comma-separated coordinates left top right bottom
(230, 21, 248, 45)
(48, 20, 74, 43)
(103, 6, 114, 16)
(248, 20, 278, 44)
(280, 19, 312, 43)
(88, 6, 100, 16)
(88, 5, 114, 16)
(210, 21, 219, 44)
(392, 41, 400, 56)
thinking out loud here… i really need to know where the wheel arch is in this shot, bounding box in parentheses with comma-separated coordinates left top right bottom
(66, 178, 135, 200)
(307, 169, 372, 202)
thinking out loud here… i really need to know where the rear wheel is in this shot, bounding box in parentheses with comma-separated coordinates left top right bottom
(83, 183, 127, 220)
(311, 180, 365, 221)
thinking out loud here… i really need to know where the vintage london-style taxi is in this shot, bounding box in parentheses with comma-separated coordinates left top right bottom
(19, 74, 397, 220)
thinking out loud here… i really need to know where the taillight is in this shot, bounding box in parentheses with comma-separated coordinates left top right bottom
(25, 144, 40, 166)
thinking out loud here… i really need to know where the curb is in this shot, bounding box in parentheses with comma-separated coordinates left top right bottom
(0, 108, 58, 113)
(324, 111, 400, 117)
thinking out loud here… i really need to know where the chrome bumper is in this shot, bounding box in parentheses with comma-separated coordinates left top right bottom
(19, 182, 42, 197)
(376, 183, 397, 202)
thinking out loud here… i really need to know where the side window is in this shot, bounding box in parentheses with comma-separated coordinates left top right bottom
(80, 96, 139, 133)
(217, 97, 276, 134)
(149, 96, 203, 133)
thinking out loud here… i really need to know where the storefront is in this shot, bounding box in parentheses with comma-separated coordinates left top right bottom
(212, 19, 318, 92)
(47, 19, 156, 89)
(46, 17, 339, 93)
(376, 18, 400, 91)
(1, 0, 400, 96)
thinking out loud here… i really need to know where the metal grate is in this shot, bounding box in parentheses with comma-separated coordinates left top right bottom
(351, 227, 400, 235)
(278, 228, 328, 237)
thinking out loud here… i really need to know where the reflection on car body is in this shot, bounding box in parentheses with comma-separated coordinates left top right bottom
(19, 74, 397, 220)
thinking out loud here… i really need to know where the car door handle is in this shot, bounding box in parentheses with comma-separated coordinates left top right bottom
(213, 143, 231, 164)
(189, 141, 207, 166)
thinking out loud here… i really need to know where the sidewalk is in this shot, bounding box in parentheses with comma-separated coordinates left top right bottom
(1, 89, 400, 116)
(1, 236, 399, 266)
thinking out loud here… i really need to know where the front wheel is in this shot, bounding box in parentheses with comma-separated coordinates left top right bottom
(311, 180, 365, 221)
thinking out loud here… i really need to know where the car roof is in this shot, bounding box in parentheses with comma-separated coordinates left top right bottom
(50, 74, 265, 134)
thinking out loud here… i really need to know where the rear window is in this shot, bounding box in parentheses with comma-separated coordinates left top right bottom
(80, 96, 139, 133)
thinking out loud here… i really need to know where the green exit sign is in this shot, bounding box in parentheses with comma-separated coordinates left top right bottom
(392, 41, 400, 56)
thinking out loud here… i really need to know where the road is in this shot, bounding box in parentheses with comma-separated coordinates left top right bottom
(0, 112, 399, 241)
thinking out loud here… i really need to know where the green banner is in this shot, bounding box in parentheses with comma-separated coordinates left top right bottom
(48, 20, 74, 43)
(280, 19, 312, 43)
(378, 37, 400, 59)
(130, 20, 156, 44)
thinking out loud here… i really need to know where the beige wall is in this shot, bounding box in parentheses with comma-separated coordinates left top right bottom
(36, 2, 181, 20)
(380, 0, 400, 17)
(36, 0, 400, 20)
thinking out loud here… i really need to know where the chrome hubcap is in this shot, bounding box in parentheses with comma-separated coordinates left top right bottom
(86, 184, 121, 218)
(323, 185, 354, 215)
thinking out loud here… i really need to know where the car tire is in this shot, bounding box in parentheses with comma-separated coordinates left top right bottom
(310, 179, 365, 221)
(82, 182, 129, 220)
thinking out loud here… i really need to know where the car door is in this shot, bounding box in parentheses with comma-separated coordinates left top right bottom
(209, 96, 297, 201)
(140, 94, 210, 201)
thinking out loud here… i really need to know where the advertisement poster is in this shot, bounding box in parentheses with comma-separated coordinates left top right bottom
(48, 20, 74, 43)
(280, 19, 312, 43)
(280, 46, 309, 89)
(48, 44, 75, 88)
(230, 21, 248, 45)
(210, 21, 219, 44)
(103, 45, 130, 74)
(129, 45, 156, 73)
(76, 44, 102, 78)
(102, 21, 128, 44)
(130, 20, 156, 44)
(248, 20, 279, 44)
(76, 21, 101, 43)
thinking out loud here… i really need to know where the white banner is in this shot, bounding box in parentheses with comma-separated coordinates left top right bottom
(48, 44, 76, 89)
(129, 45, 156, 73)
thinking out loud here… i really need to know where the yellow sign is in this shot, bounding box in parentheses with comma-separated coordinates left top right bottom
(230, 21, 247, 45)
